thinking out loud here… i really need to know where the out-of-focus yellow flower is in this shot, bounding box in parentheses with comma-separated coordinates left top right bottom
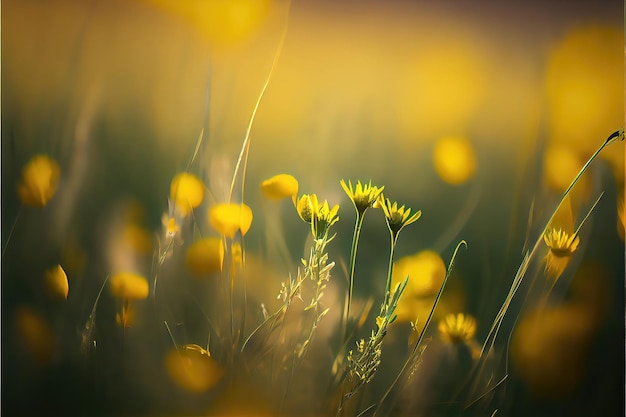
(147, 0, 272, 46)
(186, 237, 224, 277)
(432, 136, 477, 185)
(340, 179, 384, 215)
(617, 197, 625, 241)
(392, 250, 446, 299)
(546, 26, 622, 156)
(165, 344, 224, 392)
(44, 264, 69, 300)
(543, 143, 587, 192)
(378, 195, 421, 238)
(261, 174, 299, 200)
(438, 313, 476, 343)
(17, 154, 60, 207)
(123, 224, 153, 255)
(543, 228, 580, 279)
(15, 307, 55, 365)
(510, 304, 596, 398)
(109, 272, 149, 299)
(170, 172, 204, 217)
(208, 203, 253, 238)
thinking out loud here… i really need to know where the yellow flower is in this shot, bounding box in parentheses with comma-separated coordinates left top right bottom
(340, 179, 384, 215)
(170, 173, 204, 217)
(208, 203, 253, 238)
(438, 313, 477, 343)
(17, 154, 60, 207)
(261, 174, 299, 200)
(543, 228, 580, 278)
(311, 195, 340, 239)
(110, 272, 149, 299)
(295, 194, 314, 223)
(378, 195, 421, 238)
(186, 237, 225, 277)
(44, 264, 69, 300)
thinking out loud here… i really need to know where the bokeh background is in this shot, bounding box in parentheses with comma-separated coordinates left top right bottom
(2, 0, 624, 416)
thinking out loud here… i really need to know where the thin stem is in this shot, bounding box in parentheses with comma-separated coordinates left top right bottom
(382, 233, 398, 312)
(344, 212, 365, 342)
(2, 206, 22, 259)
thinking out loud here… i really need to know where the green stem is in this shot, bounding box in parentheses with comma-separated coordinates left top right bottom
(345, 212, 364, 339)
(383, 232, 398, 313)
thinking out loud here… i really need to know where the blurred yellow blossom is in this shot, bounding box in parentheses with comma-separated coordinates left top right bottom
(186, 237, 225, 277)
(17, 154, 60, 207)
(511, 304, 596, 398)
(546, 26, 622, 157)
(147, 0, 272, 45)
(170, 172, 204, 217)
(393, 250, 446, 298)
(432, 136, 477, 185)
(165, 344, 224, 392)
(44, 264, 69, 300)
(261, 174, 299, 200)
(109, 272, 149, 299)
(208, 203, 253, 238)
(438, 313, 476, 343)
(15, 307, 55, 365)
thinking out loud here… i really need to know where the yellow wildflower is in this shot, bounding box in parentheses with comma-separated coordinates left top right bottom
(438, 313, 477, 343)
(311, 195, 340, 239)
(261, 174, 299, 200)
(543, 228, 580, 278)
(44, 264, 69, 300)
(170, 172, 204, 217)
(109, 272, 149, 299)
(340, 179, 384, 215)
(208, 203, 253, 239)
(378, 195, 421, 238)
(17, 154, 60, 207)
(186, 237, 225, 277)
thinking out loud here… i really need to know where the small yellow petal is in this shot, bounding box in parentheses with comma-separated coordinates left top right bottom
(186, 237, 225, 277)
(261, 174, 299, 200)
(170, 173, 204, 217)
(44, 264, 69, 300)
(110, 272, 149, 299)
(17, 155, 60, 207)
(208, 203, 253, 238)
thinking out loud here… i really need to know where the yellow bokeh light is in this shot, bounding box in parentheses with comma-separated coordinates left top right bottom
(432, 136, 477, 185)
(146, 0, 272, 46)
(44, 264, 69, 300)
(186, 237, 225, 277)
(546, 26, 622, 155)
(170, 172, 205, 217)
(208, 203, 253, 239)
(165, 345, 224, 392)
